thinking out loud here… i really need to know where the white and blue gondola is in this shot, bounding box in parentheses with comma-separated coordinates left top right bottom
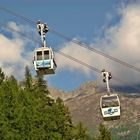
(33, 47, 57, 75)
(100, 94, 121, 119)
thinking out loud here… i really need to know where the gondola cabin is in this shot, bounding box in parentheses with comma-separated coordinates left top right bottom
(100, 94, 121, 119)
(33, 47, 57, 75)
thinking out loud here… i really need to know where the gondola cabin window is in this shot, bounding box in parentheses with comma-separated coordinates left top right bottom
(44, 50, 49, 60)
(37, 51, 42, 60)
(102, 96, 119, 108)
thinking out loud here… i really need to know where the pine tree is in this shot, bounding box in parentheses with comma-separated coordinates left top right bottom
(0, 68, 5, 84)
(47, 97, 73, 139)
(0, 75, 22, 139)
(0, 74, 50, 139)
(73, 122, 89, 140)
(34, 73, 49, 94)
(24, 66, 32, 90)
(0, 67, 94, 139)
(96, 123, 112, 140)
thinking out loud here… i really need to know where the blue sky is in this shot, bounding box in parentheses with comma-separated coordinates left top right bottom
(0, 0, 140, 91)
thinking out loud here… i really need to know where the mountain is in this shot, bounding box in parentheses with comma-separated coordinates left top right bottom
(49, 81, 140, 139)
(49, 81, 97, 101)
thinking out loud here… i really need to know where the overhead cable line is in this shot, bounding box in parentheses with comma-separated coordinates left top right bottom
(0, 6, 35, 25)
(1, 25, 140, 93)
(0, 6, 140, 74)
(49, 29, 140, 73)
